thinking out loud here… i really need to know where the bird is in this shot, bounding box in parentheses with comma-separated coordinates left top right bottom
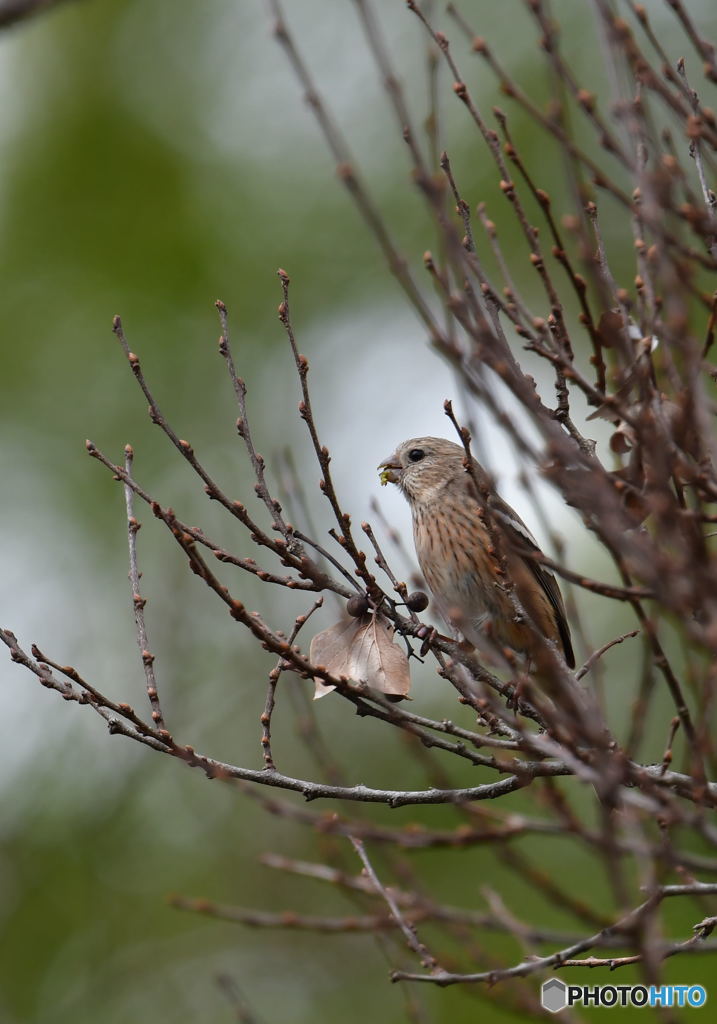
(378, 437, 575, 669)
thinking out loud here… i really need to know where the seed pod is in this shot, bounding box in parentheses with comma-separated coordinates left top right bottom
(346, 594, 369, 618)
(406, 591, 429, 613)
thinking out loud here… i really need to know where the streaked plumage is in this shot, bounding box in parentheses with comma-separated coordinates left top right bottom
(379, 437, 575, 669)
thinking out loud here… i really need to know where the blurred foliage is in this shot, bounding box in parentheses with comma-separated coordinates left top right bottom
(1, 1, 716, 1022)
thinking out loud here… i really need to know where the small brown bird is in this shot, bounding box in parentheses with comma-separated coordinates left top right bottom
(379, 437, 575, 669)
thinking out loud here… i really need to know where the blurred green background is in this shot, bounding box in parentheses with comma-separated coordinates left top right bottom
(2, 1, 716, 1021)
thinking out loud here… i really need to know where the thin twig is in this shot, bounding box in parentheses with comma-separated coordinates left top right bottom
(123, 444, 165, 731)
(350, 836, 442, 973)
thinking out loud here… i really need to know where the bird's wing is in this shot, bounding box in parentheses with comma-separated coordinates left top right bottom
(488, 492, 575, 669)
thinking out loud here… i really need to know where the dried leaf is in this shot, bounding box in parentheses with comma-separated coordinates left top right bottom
(609, 423, 634, 453)
(309, 613, 411, 701)
(596, 308, 625, 349)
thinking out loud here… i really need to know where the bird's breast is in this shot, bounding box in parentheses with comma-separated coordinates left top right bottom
(411, 499, 499, 614)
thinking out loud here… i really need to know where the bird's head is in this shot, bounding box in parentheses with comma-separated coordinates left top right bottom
(378, 437, 469, 505)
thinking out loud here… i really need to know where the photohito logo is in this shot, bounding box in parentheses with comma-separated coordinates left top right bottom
(540, 978, 707, 1012)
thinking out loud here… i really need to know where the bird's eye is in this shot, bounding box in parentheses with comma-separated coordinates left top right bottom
(408, 448, 425, 463)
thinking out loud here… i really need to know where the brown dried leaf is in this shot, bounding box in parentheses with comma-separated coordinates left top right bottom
(609, 423, 634, 453)
(309, 613, 411, 701)
(596, 308, 625, 349)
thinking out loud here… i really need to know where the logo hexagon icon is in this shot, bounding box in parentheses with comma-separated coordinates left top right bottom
(541, 978, 567, 1013)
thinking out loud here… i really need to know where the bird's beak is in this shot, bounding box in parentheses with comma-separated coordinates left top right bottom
(378, 454, 401, 486)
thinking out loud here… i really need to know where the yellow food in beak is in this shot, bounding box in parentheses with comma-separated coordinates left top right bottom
(378, 455, 400, 486)
(379, 464, 401, 486)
